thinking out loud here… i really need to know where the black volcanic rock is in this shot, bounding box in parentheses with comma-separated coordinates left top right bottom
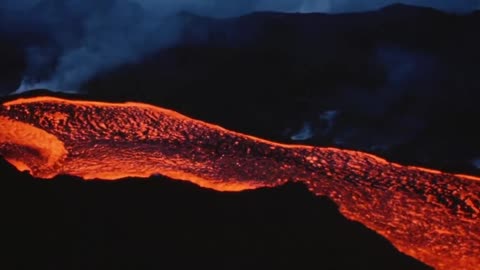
(1, 157, 431, 270)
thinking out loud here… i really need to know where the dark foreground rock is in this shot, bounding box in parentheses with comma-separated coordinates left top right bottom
(2, 158, 431, 270)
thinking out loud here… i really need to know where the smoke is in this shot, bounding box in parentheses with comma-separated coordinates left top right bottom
(295, 45, 438, 152)
(4, 0, 307, 93)
(3, 0, 187, 93)
(473, 158, 480, 169)
(291, 122, 314, 141)
(0, 0, 477, 94)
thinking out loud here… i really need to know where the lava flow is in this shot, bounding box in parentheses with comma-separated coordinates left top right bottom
(1, 96, 479, 270)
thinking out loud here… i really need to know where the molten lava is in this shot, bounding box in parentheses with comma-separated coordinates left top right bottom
(1, 96, 479, 270)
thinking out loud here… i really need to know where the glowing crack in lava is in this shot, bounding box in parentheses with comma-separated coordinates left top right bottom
(1, 96, 479, 270)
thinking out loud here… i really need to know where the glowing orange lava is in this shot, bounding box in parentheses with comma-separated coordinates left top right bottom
(1, 96, 479, 270)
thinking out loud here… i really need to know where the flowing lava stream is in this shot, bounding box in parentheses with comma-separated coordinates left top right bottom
(0, 96, 479, 269)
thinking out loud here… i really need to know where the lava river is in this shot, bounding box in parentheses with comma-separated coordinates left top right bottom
(1, 96, 479, 270)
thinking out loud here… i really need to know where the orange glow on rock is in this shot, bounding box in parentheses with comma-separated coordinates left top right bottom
(1, 96, 479, 270)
